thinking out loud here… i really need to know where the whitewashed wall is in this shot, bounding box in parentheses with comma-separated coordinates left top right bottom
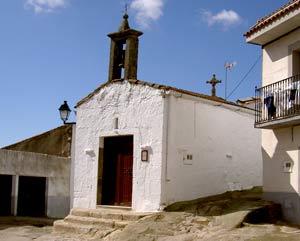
(161, 93, 262, 205)
(261, 25, 300, 193)
(263, 28, 300, 86)
(73, 81, 165, 212)
(262, 127, 299, 193)
(262, 28, 300, 223)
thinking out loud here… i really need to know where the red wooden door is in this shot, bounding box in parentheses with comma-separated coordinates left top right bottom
(115, 154, 133, 206)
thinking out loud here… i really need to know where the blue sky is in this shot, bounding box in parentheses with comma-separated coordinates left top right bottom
(0, 0, 288, 147)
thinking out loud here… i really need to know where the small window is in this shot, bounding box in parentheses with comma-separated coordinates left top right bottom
(183, 153, 193, 165)
(114, 118, 119, 130)
(187, 154, 193, 160)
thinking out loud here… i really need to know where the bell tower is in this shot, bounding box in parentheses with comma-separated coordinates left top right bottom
(107, 13, 143, 81)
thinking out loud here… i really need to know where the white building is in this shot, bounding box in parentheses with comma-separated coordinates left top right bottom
(0, 125, 74, 218)
(245, 0, 300, 224)
(72, 14, 262, 212)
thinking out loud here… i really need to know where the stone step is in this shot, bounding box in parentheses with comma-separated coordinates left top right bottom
(97, 205, 132, 211)
(54, 207, 153, 236)
(53, 220, 97, 235)
(70, 208, 149, 221)
(64, 215, 130, 228)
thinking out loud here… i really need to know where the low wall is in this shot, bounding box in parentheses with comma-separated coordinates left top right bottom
(0, 149, 71, 218)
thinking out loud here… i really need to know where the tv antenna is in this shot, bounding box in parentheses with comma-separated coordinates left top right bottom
(224, 61, 237, 100)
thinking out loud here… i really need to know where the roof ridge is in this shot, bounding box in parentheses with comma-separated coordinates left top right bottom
(2, 124, 72, 149)
(76, 79, 253, 111)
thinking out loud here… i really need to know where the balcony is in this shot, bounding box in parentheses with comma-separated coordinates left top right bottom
(255, 75, 300, 129)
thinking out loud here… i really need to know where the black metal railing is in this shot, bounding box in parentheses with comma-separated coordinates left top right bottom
(255, 74, 300, 126)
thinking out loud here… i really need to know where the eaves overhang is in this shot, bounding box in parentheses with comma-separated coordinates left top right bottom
(246, 8, 300, 46)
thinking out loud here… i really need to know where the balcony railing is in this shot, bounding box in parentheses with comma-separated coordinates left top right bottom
(255, 74, 300, 127)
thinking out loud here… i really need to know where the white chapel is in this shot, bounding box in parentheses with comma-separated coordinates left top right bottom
(71, 13, 262, 212)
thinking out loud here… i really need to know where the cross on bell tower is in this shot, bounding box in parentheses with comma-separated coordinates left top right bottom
(206, 74, 222, 97)
(107, 11, 143, 82)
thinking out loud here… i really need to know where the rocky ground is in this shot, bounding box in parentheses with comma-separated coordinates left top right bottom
(1, 215, 300, 241)
(1, 188, 300, 241)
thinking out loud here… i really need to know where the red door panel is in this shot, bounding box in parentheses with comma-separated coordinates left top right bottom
(115, 154, 133, 206)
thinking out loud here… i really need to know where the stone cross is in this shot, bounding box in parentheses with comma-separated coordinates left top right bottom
(206, 74, 222, 97)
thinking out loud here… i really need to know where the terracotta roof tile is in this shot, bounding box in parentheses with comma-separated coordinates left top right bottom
(245, 0, 300, 38)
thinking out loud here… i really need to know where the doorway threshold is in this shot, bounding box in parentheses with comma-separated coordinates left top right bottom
(97, 205, 132, 211)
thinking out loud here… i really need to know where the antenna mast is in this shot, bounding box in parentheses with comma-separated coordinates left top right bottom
(224, 62, 236, 100)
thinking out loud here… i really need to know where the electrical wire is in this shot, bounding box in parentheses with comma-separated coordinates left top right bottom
(227, 54, 262, 99)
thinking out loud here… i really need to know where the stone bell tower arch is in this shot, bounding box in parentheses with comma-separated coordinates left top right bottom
(107, 13, 143, 81)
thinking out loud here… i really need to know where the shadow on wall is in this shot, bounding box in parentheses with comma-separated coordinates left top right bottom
(265, 44, 287, 63)
(262, 127, 300, 224)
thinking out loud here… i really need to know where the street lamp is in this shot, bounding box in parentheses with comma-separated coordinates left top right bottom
(59, 101, 71, 124)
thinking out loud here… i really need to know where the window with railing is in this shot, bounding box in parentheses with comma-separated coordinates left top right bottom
(255, 75, 300, 125)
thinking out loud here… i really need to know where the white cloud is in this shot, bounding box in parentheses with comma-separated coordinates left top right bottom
(25, 0, 67, 13)
(130, 0, 164, 29)
(201, 9, 242, 30)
